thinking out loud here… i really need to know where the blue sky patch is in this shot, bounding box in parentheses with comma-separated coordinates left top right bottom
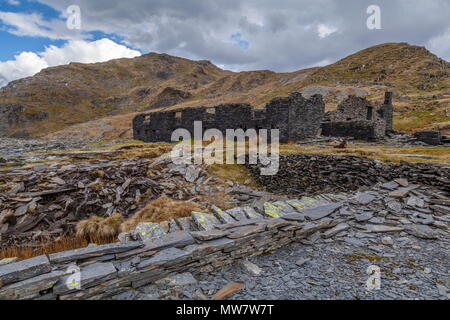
(230, 32, 250, 50)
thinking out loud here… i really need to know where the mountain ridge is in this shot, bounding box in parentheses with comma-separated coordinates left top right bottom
(1, 42, 449, 139)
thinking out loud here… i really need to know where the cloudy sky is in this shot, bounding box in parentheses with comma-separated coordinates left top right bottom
(0, 0, 449, 87)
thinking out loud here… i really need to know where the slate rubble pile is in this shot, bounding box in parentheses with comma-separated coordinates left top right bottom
(0, 179, 448, 300)
(0, 157, 266, 247)
(0, 159, 158, 246)
(247, 154, 450, 195)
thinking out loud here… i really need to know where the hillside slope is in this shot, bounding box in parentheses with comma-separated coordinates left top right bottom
(1, 42, 449, 139)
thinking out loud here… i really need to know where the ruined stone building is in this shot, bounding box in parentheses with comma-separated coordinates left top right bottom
(133, 93, 325, 143)
(133, 91, 394, 143)
(321, 92, 393, 140)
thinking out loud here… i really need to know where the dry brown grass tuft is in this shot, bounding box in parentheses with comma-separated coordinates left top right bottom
(121, 196, 208, 232)
(76, 213, 123, 242)
(195, 192, 238, 211)
(207, 164, 258, 188)
(0, 235, 116, 261)
(113, 142, 173, 160)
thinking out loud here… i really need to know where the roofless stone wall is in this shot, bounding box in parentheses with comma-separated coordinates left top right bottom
(321, 92, 394, 140)
(133, 92, 325, 144)
(133, 91, 395, 143)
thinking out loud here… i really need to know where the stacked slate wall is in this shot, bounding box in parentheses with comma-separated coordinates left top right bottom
(0, 217, 328, 300)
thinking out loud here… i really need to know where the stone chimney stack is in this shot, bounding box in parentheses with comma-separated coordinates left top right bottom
(383, 91, 394, 133)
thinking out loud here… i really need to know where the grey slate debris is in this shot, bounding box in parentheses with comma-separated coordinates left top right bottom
(0, 170, 448, 301)
(356, 193, 376, 205)
(381, 181, 400, 190)
(155, 272, 198, 287)
(404, 224, 439, 239)
(301, 202, 343, 221)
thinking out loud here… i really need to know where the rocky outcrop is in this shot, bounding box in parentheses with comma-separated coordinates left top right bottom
(146, 87, 193, 110)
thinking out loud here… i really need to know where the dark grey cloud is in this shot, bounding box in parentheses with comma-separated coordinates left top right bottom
(29, 0, 450, 71)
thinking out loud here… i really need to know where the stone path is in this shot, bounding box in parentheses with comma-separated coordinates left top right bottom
(190, 234, 449, 300)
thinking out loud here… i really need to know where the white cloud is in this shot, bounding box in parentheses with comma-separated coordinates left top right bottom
(7, 0, 20, 5)
(317, 24, 338, 38)
(0, 38, 141, 87)
(0, 52, 48, 87)
(0, 11, 85, 40)
(2, 0, 450, 72)
(428, 28, 450, 60)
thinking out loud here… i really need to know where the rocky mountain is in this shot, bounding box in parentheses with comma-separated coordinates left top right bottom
(0, 42, 449, 139)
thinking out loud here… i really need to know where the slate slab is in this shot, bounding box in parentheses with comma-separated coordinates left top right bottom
(185, 167, 200, 182)
(144, 231, 195, 250)
(60, 277, 131, 300)
(389, 185, 420, 198)
(394, 178, 409, 187)
(53, 262, 118, 295)
(282, 213, 306, 222)
(386, 200, 403, 213)
(301, 202, 343, 221)
(176, 217, 193, 231)
(133, 223, 167, 241)
(190, 230, 229, 241)
(356, 192, 376, 205)
(406, 196, 425, 208)
(0, 270, 64, 300)
(227, 224, 266, 239)
(355, 212, 373, 222)
(322, 223, 350, 238)
(286, 199, 309, 211)
(226, 207, 248, 221)
(156, 272, 198, 287)
(212, 206, 236, 224)
(242, 207, 263, 219)
(138, 248, 191, 269)
(49, 242, 143, 264)
(264, 202, 295, 218)
(266, 218, 292, 230)
(381, 181, 399, 190)
(216, 219, 263, 230)
(295, 221, 333, 238)
(0, 255, 51, 287)
(192, 237, 235, 254)
(0, 257, 18, 267)
(365, 225, 404, 233)
(191, 212, 221, 231)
